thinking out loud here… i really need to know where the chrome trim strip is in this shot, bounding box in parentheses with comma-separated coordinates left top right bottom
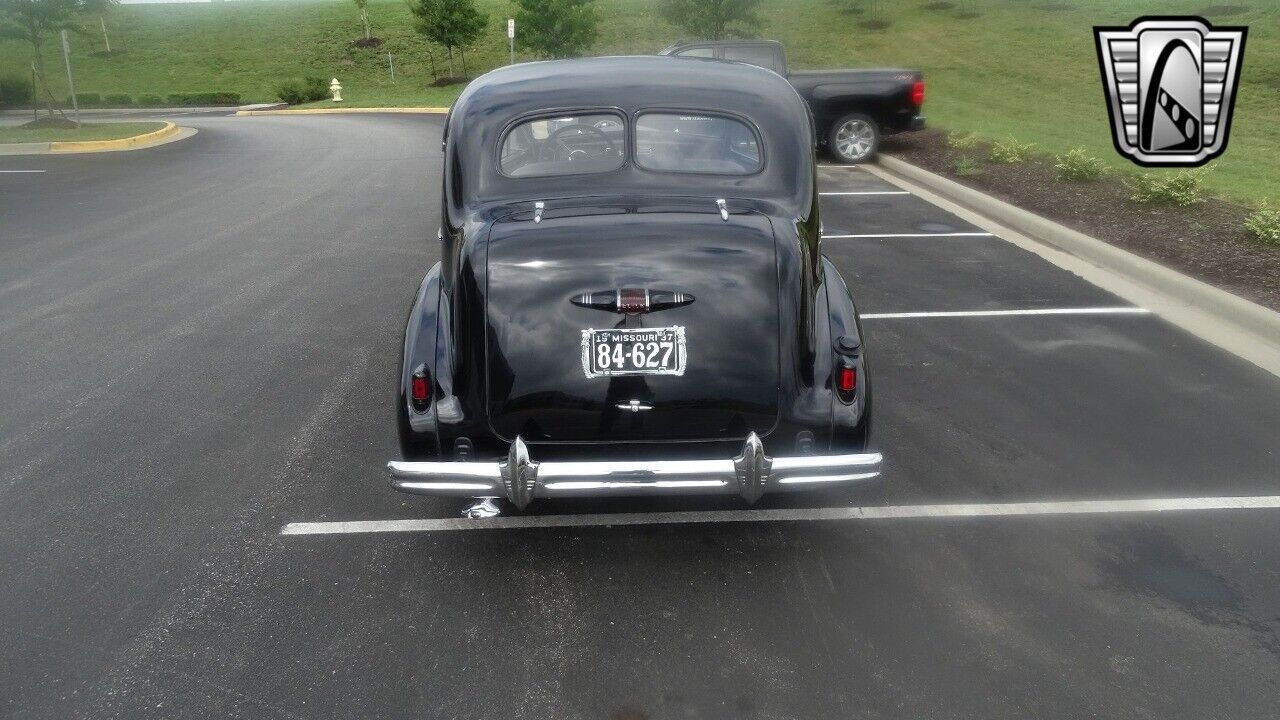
(543, 480, 728, 491)
(777, 472, 881, 485)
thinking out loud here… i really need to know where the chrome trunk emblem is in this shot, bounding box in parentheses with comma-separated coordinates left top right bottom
(571, 288, 694, 314)
(617, 400, 654, 412)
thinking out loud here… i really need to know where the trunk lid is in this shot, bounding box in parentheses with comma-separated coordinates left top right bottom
(485, 208, 781, 442)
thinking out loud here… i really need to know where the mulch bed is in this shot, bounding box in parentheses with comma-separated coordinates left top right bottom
(21, 117, 79, 130)
(880, 129, 1280, 311)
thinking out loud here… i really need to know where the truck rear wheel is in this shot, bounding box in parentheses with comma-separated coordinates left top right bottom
(829, 113, 879, 164)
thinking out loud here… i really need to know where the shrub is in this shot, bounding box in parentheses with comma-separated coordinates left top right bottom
(103, 93, 134, 107)
(514, 0, 598, 59)
(69, 92, 102, 107)
(136, 93, 165, 107)
(989, 136, 1035, 163)
(167, 91, 242, 106)
(0, 75, 33, 108)
(952, 156, 982, 176)
(1054, 146, 1108, 182)
(276, 77, 329, 105)
(1244, 203, 1280, 245)
(947, 131, 979, 150)
(1129, 169, 1207, 206)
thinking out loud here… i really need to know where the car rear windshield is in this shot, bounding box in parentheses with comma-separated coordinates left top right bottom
(499, 113, 626, 178)
(635, 113, 761, 175)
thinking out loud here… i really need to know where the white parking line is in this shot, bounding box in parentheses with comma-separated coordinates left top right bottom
(281, 495, 1280, 535)
(861, 307, 1152, 320)
(819, 191, 911, 196)
(824, 232, 995, 239)
(0, 170, 45, 173)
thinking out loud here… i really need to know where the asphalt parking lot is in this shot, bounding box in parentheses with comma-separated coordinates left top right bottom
(2, 113, 1279, 719)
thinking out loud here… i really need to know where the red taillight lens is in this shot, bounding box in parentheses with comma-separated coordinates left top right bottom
(410, 369, 430, 413)
(911, 80, 925, 107)
(837, 366, 857, 393)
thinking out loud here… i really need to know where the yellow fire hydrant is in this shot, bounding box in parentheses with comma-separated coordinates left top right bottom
(330, 78, 343, 102)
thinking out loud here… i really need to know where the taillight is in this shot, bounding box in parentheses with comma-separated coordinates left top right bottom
(410, 366, 430, 413)
(911, 80, 925, 107)
(838, 366, 857, 393)
(835, 363, 857, 403)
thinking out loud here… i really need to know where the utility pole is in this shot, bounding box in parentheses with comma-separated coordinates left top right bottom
(100, 17, 111, 54)
(388, 53, 395, 82)
(60, 30, 81, 128)
(507, 18, 515, 65)
(31, 63, 38, 123)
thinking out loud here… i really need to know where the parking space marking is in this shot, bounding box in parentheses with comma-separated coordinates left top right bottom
(825, 232, 995, 239)
(0, 170, 45, 173)
(861, 307, 1151, 320)
(820, 191, 912, 196)
(281, 495, 1280, 535)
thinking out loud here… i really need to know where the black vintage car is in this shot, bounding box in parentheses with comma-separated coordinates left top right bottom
(389, 57, 881, 517)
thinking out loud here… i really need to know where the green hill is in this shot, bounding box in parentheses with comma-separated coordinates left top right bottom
(1, 0, 1276, 202)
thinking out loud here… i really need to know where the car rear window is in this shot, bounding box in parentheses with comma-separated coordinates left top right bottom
(499, 113, 626, 178)
(634, 113, 761, 175)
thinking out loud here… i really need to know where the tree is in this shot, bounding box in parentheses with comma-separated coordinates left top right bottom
(0, 0, 116, 116)
(514, 0, 598, 59)
(660, 0, 761, 40)
(352, 0, 371, 40)
(409, 0, 486, 77)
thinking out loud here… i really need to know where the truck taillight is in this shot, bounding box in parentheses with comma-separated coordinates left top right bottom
(911, 80, 925, 107)
(411, 366, 430, 413)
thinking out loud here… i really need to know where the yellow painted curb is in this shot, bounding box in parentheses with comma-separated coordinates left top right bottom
(49, 122, 178, 153)
(236, 107, 450, 116)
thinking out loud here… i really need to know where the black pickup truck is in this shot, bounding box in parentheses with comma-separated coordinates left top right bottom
(658, 40, 925, 163)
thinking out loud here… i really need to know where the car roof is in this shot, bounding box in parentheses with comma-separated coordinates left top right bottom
(446, 56, 814, 215)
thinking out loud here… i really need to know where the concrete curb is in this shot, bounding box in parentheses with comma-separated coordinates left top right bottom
(48, 121, 179, 153)
(238, 103, 287, 112)
(0, 142, 52, 155)
(236, 107, 450, 116)
(0, 122, 188, 155)
(868, 154, 1280, 378)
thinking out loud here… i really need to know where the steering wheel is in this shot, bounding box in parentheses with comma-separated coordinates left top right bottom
(547, 124, 615, 162)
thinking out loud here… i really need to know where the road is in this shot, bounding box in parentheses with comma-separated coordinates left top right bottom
(2, 113, 1279, 719)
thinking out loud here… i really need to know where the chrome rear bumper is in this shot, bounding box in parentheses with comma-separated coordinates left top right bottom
(387, 432, 882, 509)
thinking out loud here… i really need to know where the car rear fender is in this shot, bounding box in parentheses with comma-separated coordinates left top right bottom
(822, 256, 872, 449)
(397, 262, 444, 458)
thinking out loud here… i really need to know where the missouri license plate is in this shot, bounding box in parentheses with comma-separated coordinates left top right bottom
(582, 327, 686, 378)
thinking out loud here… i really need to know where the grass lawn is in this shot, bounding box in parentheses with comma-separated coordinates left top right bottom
(0, 121, 166, 144)
(0, 0, 1276, 202)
